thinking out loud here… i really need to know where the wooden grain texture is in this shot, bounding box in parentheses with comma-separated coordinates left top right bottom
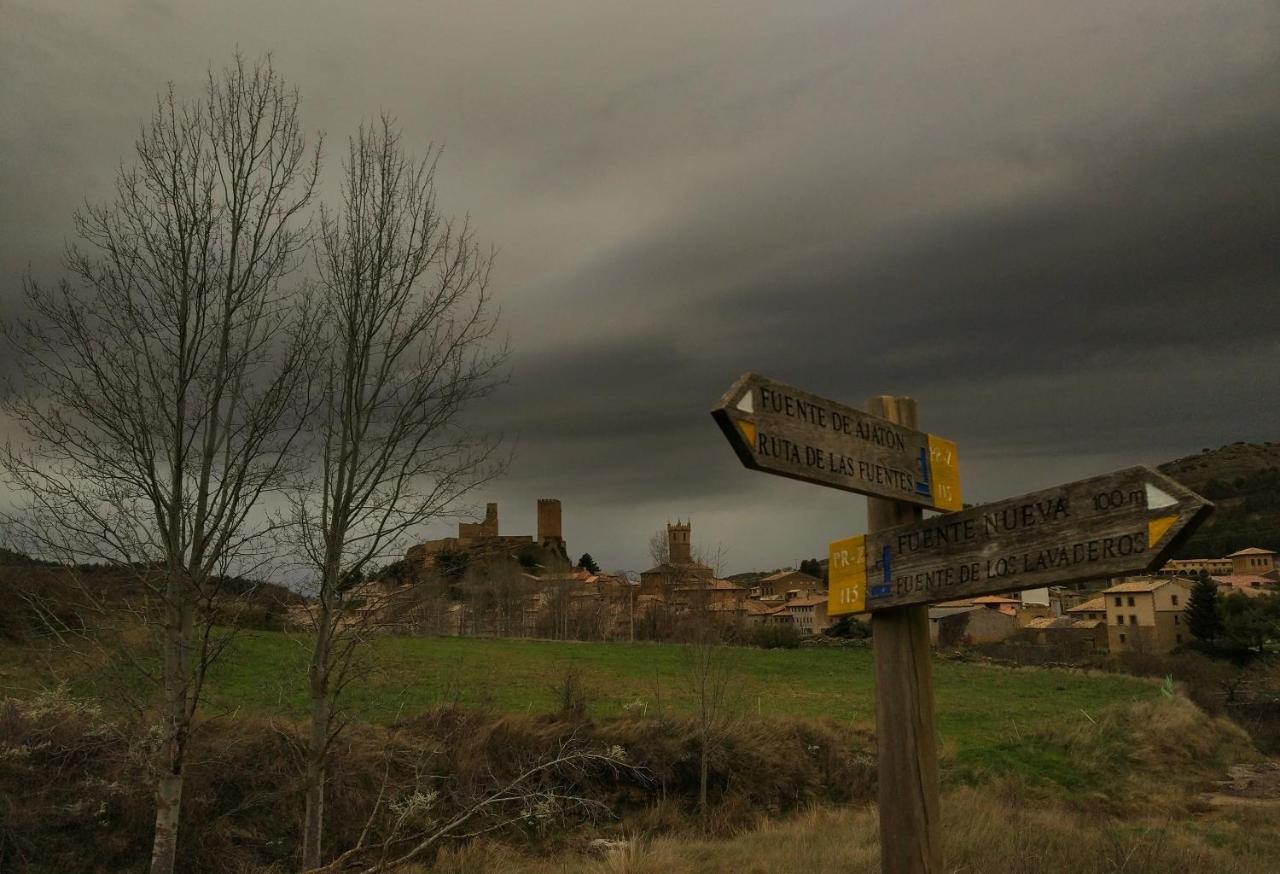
(856, 465, 1211, 612)
(711, 373, 961, 510)
(867, 396, 941, 874)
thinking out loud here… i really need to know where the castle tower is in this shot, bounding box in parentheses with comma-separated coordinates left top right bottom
(537, 498, 563, 547)
(458, 502, 499, 541)
(667, 520, 692, 564)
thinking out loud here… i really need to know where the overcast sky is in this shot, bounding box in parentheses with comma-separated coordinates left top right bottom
(2, 1, 1277, 575)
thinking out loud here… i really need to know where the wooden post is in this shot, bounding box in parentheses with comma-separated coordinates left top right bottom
(867, 395, 941, 874)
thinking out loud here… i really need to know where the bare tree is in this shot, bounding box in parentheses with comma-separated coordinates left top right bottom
(467, 559, 531, 637)
(285, 117, 506, 869)
(648, 527, 670, 567)
(1, 56, 319, 874)
(695, 541, 730, 579)
(682, 623, 736, 814)
(531, 574, 573, 640)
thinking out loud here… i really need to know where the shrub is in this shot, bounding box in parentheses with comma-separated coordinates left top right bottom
(552, 662, 599, 720)
(824, 615, 871, 639)
(0, 686, 883, 873)
(750, 624, 801, 649)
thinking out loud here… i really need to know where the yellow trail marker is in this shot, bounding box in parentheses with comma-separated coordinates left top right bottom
(926, 435, 962, 511)
(828, 534, 868, 615)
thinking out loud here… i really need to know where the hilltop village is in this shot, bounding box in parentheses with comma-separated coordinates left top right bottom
(302, 497, 1279, 656)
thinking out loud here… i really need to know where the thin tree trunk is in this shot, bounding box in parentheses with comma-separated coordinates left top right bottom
(152, 579, 189, 874)
(303, 622, 332, 869)
(302, 722, 327, 868)
(699, 737, 708, 813)
(150, 772, 183, 874)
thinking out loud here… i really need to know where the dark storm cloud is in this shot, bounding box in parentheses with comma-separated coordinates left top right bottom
(3, 0, 1278, 572)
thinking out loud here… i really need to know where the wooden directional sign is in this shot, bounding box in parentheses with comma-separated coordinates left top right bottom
(712, 373, 962, 511)
(829, 465, 1211, 615)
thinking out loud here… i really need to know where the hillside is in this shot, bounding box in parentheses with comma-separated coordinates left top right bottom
(1160, 442, 1280, 558)
(0, 549, 305, 641)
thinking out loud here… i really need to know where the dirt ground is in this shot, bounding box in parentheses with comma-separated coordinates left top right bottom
(1204, 761, 1280, 807)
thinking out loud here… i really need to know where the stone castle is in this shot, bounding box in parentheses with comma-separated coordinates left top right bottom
(406, 498, 566, 567)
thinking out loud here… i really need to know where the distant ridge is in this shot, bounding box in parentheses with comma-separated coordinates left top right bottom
(1160, 441, 1280, 558)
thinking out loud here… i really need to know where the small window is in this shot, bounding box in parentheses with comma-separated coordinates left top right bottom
(1131, 614, 1138, 626)
(1174, 614, 1180, 625)
(1116, 615, 1124, 625)
(1119, 633, 1127, 643)
(1171, 595, 1179, 606)
(1114, 597, 1122, 606)
(1127, 596, 1135, 606)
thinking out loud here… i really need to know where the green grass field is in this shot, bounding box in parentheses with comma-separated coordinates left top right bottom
(188, 633, 1157, 752)
(1, 631, 1161, 781)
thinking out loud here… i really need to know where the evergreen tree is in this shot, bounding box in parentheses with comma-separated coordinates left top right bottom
(1185, 571, 1223, 643)
(1220, 591, 1280, 654)
(577, 552, 601, 574)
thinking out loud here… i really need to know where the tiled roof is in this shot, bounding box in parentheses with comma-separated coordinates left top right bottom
(1212, 575, 1276, 587)
(1228, 547, 1276, 557)
(786, 595, 829, 608)
(1213, 577, 1278, 598)
(1103, 577, 1190, 594)
(1029, 616, 1099, 630)
(673, 579, 743, 591)
(642, 560, 715, 576)
(1218, 585, 1272, 599)
(972, 595, 1020, 604)
(762, 569, 822, 582)
(1066, 596, 1107, 613)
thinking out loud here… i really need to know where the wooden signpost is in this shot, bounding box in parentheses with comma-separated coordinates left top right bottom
(828, 465, 1211, 617)
(711, 377, 1212, 874)
(712, 373, 962, 511)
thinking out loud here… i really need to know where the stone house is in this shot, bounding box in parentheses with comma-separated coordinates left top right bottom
(1103, 576, 1193, 653)
(1228, 547, 1277, 579)
(784, 595, 831, 636)
(1064, 596, 1107, 623)
(746, 600, 792, 626)
(752, 569, 823, 599)
(929, 605, 1017, 646)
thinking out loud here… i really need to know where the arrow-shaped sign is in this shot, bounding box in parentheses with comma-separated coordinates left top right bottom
(712, 373, 963, 511)
(829, 465, 1211, 615)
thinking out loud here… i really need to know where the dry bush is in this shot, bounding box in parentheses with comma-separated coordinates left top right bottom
(1053, 695, 1252, 778)
(553, 663, 599, 721)
(597, 715, 875, 831)
(0, 566, 95, 643)
(0, 688, 153, 872)
(3, 691, 1251, 873)
(435, 781, 1280, 874)
(0, 693, 875, 873)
